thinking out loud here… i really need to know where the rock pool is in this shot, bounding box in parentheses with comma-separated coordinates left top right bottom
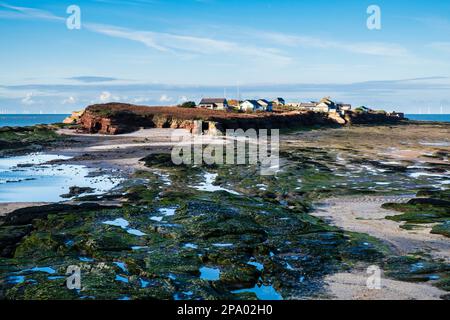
(0, 153, 123, 202)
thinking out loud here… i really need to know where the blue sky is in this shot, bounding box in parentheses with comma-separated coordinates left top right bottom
(1, 0, 450, 113)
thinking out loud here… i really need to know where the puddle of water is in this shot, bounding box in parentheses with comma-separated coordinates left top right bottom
(131, 246, 149, 251)
(79, 257, 94, 262)
(410, 262, 425, 272)
(118, 296, 131, 300)
(409, 172, 445, 179)
(212, 243, 233, 248)
(0, 153, 123, 202)
(232, 284, 282, 300)
(168, 273, 177, 280)
(380, 161, 403, 165)
(113, 262, 128, 273)
(115, 275, 129, 283)
(103, 218, 129, 228)
(247, 261, 264, 271)
(256, 184, 267, 191)
(199, 267, 220, 281)
(154, 170, 171, 186)
(285, 263, 295, 271)
(7, 275, 25, 284)
(127, 228, 146, 236)
(140, 278, 150, 288)
(150, 216, 164, 222)
(183, 243, 198, 249)
(65, 240, 75, 247)
(103, 218, 146, 237)
(159, 207, 177, 216)
(174, 291, 194, 300)
(24, 267, 56, 274)
(192, 172, 240, 195)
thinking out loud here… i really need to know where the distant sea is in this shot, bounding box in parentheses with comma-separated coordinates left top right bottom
(406, 114, 450, 123)
(0, 114, 69, 127)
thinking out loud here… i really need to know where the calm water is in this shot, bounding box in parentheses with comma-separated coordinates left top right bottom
(0, 114, 69, 127)
(0, 153, 123, 202)
(406, 114, 450, 122)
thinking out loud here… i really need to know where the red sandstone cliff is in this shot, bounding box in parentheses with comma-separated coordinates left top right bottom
(79, 103, 404, 135)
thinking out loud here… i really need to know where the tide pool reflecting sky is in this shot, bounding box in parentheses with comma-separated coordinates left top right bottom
(0, 153, 123, 202)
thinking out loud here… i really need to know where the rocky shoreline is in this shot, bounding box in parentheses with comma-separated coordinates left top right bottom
(0, 121, 448, 300)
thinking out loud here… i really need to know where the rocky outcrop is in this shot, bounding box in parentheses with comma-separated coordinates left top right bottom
(79, 103, 405, 135)
(328, 112, 347, 125)
(63, 110, 85, 124)
(345, 111, 405, 125)
(0, 203, 118, 226)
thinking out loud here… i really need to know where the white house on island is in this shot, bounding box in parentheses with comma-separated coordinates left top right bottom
(198, 98, 229, 110)
(272, 98, 285, 106)
(239, 100, 272, 112)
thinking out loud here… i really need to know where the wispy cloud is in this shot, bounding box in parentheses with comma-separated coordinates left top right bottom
(84, 23, 291, 63)
(21, 92, 35, 105)
(0, 2, 291, 64)
(3, 76, 448, 94)
(1, 2, 410, 63)
(68, 76, 120, 83)
(252, 31, 411, 58)
(0, 2, 63, 21)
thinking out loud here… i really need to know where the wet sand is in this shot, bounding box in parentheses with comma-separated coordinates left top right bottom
(311, 196, 450, 261)
(324, 269, 446, 300)
(0, 202, 49, 217)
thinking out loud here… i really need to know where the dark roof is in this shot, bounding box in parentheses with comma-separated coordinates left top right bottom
(257, 99, 271, 104)
(243, 100, 260, 106)
(199, 98, 227, 104)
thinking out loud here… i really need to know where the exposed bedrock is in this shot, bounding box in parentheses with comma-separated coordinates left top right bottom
(79, 103, 405, 135)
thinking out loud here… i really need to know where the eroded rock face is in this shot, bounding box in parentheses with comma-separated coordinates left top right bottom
(79, 103, 404, 135)
(63, 111, 85, 124)
(345, 111, 404, 125)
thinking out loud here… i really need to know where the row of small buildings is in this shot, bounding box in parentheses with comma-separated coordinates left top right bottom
(287, 97, 352, 114)
(197, 97, 353, 114)
(197, 98, 285, 112)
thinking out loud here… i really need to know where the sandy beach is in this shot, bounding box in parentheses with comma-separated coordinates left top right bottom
(311, 196, 450, 261)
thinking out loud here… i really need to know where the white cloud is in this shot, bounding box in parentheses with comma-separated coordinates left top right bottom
(0, 2, 292, 64)
(0, 2, 63, 21)
(84, 23, 292, 64)
(159, 94, 172, 102)
(62, 96, 77, 104)
(253, 32, 410, 58)
(99, 91, 112, 101)
(0, 2, 410, 62)
(21, 92, 35, 105)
